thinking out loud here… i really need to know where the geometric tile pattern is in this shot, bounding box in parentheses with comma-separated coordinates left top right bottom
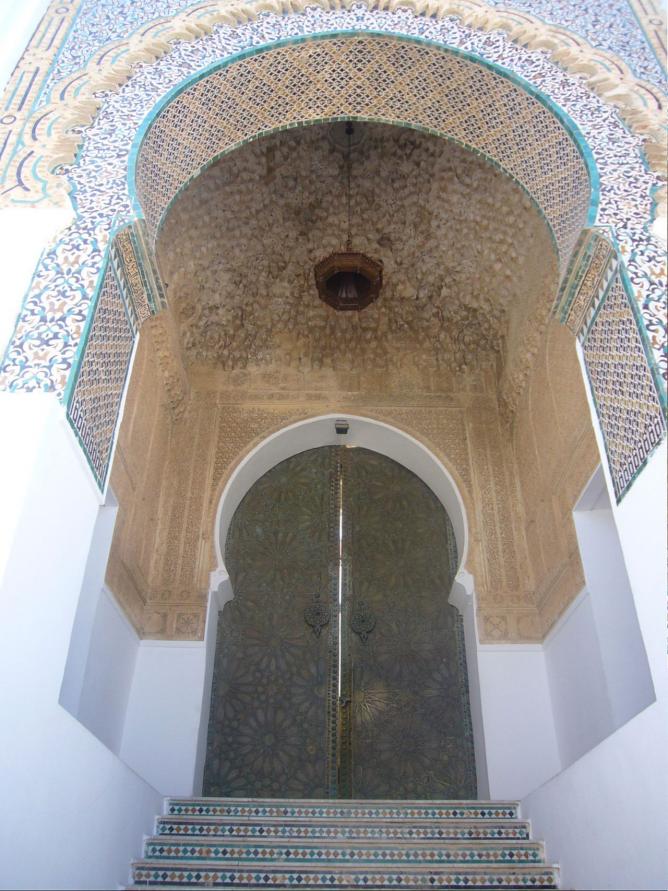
(130, 864, 560, 886)
(582, 271, 666, 501)
(66, 257, 135, 488)
(142, 839, 545, 863)
(0, 7, 663, 512)
(134, 35, 592, 266)
(166, 801, 520, 820)
(129, 797, 560, 888)
(155, 818, 532, 841)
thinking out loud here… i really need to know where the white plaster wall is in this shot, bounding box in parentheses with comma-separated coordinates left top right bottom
(543, 591, 613, 767)
(60, 500, 120, 721)
(522, 399, 668, 889)
(522, 700, 668, 890)
(78, 587, 140, 755)
(121, 639, 206, 796)
(449, 573, 490, 798)
(574, 502, 654, 728)
(0, 394, 162, 890)
(476, 645, 561, 800)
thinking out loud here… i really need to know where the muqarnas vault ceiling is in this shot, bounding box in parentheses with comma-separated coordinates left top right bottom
(157, 122, 557, 407)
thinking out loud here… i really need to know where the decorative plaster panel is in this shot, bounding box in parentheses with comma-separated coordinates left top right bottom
(105, 314, 599, 643)
(157, 123, 557, 391)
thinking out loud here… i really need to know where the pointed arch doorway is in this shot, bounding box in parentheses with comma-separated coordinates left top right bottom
(203, 442, 476, 799)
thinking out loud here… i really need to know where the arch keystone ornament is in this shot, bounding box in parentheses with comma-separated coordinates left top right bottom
(0, 3, 665, 507)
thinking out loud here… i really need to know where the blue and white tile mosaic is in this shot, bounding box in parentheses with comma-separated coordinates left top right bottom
(40, 0, 667, 101)
(487, 0, 666, 90)
(581, 270, 666, 500)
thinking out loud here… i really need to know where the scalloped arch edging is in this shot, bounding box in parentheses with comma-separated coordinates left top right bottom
(3, 0, 665, 214)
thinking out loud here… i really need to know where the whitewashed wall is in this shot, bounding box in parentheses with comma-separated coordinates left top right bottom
(0, 395, 162, 891)
(0, 356, 664, 889)
(522, 439, 668, 891)
(121, 639, 206, 796)
(77, 587, 139, 754)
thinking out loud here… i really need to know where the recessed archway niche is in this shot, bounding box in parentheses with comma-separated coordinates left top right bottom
(131, 33, 595, 268)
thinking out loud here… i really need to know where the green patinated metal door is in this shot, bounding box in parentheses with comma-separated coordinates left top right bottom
(203, 446, 476, 799)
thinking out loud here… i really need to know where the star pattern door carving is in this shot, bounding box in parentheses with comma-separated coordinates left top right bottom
(203, 446, 476, 799)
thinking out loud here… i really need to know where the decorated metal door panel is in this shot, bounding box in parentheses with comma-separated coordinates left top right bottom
(345, 448, 476, 798)
(203, 446, 476, 799)
(203, 447, 337, 797)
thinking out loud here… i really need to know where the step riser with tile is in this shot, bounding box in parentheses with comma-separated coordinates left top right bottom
(128, 798, 558, 890)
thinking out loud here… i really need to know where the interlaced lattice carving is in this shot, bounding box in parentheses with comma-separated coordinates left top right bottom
(135, 35, 592, 266)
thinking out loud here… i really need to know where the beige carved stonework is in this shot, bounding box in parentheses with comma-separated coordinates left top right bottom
(157, 124, 558, 417)
(105, 124, 599, 645)
(106, 305, 598, 643)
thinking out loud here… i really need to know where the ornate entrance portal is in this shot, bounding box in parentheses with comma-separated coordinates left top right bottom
(203, 446, 476, 799)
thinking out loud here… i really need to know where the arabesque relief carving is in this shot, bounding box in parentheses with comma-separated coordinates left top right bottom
(106, 305, 598, 644)
(157, 124, 558, 417)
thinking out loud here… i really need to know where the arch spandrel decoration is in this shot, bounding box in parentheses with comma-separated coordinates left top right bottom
(0, 5, 664, 504)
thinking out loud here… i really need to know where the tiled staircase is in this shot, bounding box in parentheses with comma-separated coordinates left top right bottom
(127, 798, 559, 888)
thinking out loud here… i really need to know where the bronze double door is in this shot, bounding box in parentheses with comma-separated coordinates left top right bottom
(203, 446, 476, 799)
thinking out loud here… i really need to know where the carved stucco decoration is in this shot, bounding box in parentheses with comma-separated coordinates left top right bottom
(2, 0, 665, 215)
(156, 123, 557, 404)
(105, 309, 598, 644)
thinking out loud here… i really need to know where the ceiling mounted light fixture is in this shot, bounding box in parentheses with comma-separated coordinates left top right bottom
(315, 121, 383, 312)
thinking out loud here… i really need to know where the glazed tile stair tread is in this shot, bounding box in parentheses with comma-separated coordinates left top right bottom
(167, 799, 520, 820)
(156, 816, 532, 840)
(132, 798, 557, 889)
(143, 836, 545, 862)
(131, 860, 559, 888)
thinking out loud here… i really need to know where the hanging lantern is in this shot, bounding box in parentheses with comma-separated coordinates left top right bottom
(314, 121, 383, 312)
(314, 251, 383, 311)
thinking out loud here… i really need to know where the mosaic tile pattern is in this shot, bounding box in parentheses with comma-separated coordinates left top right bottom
(38, 0, 668, 98)
(131, 862, 560, 886)
(582, 272, 666, 501)
(133, 35, 592, 262)
(487, 0, 666, 89)
(0, 7, 664, 505)
(166, 800, 520, 820)
(131, 796, 558, 888)
(4, 10, 663, 397)
(143, 839, 544, 863)
(155, 819, 532, 841)
(66, 257, 135, 487)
